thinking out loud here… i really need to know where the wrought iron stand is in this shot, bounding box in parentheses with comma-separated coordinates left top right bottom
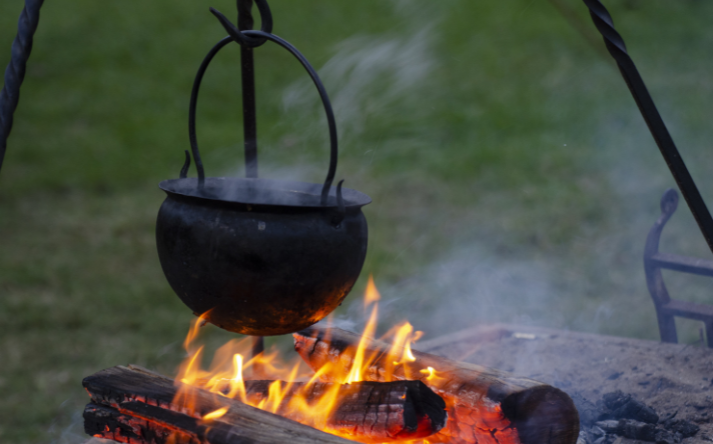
(582, 0, 713, 255)
(644, 189, 713, 347)
(583, 1, 713, 346)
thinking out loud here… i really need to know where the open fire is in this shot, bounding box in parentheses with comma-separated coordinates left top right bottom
(101, 276, 571, 444)
(172, 277, 447, 443)
(83, 279, 578, 444)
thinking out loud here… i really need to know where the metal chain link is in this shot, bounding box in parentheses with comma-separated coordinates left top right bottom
(0, 0, 45, 174)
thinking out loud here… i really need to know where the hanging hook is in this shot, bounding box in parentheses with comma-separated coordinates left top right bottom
(192, 3, 339, 201)
(210, 0, 272, 48)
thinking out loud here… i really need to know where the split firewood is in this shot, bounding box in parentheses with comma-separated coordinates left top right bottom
(83, 365, 446, 444)
(236, 379, 447, 443)
(83, 365, 355, 444)
(85, 401, 207, 444)
(294, 327, 580, 444)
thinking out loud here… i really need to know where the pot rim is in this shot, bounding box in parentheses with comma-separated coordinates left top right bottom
(159, 177, 371, 209)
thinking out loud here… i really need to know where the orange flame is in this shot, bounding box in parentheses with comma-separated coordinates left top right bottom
(419, 367, 443, 382)
(344, 276, 380, 384)
(203, 407, 229, 421)
(171, 275, 437, 442)
(364, 274, 381, 304)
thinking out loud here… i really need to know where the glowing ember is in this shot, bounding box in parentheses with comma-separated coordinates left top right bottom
(172, 276, 437, 442)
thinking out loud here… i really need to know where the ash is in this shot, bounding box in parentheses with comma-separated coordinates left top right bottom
(418, 324, 713, 444)
(574, 390, 700, 444)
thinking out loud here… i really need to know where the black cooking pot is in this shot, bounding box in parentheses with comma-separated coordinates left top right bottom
(156, 8, 370, 336)
(157, 177, 370, 336)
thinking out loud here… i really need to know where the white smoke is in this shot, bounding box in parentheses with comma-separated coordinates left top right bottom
(281, 0, 441, 149)
(283, 27, 434, 139)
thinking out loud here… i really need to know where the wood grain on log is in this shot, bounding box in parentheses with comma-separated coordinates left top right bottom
(294, 327, 580, 444)
(83, 365, 355, 444)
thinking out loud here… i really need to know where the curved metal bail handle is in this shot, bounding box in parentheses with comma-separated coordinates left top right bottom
(188, 37, 233, 188)
(211, 11, 339, 205)
(583, 0, 713, 254)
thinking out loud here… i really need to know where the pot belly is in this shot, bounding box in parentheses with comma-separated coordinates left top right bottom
(156, 196, 368, 336)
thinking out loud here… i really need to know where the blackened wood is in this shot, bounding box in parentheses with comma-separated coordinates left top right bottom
(86, 400, 339, 444)
(294, 327, 580, 444)
(84, 402, 202, 444)
(236, 379, 446, 443)
(83, 365, 355, 444)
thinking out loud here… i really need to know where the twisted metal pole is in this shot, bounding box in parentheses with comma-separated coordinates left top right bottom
(583, 0, 713, 255)
(0, 0, 45, 174)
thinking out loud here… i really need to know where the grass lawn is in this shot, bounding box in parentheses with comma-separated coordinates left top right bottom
(1, 0, 712, 442)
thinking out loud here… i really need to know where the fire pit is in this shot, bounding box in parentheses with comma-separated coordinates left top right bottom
(80, 316, 713, 443)
(418, 324, 713, 443)
(82, 280, 581, 444)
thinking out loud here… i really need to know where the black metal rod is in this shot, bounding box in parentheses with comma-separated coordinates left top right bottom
(242, 30, 339, 205)
(250, 335, 265, 377)
(208, 10, 339, 205)
(238, 0, 258, 178)
(240, 48, 257, 178)
(240, 1, 261, 358)
(251, 335, 264, 356)
(582, 0, 713, 254)
(0, 0, 44, 174)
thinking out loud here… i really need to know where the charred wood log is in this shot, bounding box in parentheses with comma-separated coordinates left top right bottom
(294, 327, 580, 444)
(85, 401, 205, 444)
(83, 365, 446, 444)
(83, 365, 355, 444)
(236, 379, 446, 443)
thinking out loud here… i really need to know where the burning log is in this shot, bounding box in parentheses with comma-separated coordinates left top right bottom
(83, 365, 447, 444)
(83, 365, 355, 444)
(237, 379, 446, 443)
(85, 401, 223, 444)
(294, 327, 580, 444)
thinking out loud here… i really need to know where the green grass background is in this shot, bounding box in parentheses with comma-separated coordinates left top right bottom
(1, 0, 712, 442)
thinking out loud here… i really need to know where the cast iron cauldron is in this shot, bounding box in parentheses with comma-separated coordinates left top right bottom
(157, 177, 370, 336)
(156, 6, 370, 336)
